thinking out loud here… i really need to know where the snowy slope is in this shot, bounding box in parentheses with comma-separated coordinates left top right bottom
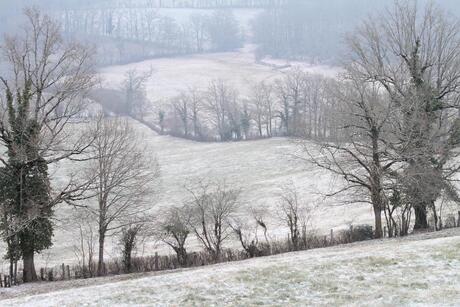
(2, 229, 460, 306)
(13, 120, 371, 270)
(98, 45, 339, 103)
(0, 51, 350, 270)
(0, 51, 358, 272)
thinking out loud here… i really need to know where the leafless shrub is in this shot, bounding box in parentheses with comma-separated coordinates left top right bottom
(155, 206, 191, 266)
(187, 180, 240, 261)
(278, 185, 315, 251)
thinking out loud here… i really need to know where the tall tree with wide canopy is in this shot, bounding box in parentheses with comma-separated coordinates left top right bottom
(0, 8, 95, 282)
(346, 1, 460, 230)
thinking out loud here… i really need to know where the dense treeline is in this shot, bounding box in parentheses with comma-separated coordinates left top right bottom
(59, 8, 242, 65)
(154, 72, 339, 141)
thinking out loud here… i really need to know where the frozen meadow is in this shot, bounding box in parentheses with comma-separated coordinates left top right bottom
(0, 49, 357, 270)
(2, 2, 460, 306)
(22, 122, 373, 268)
(1, 228, 459, 306)
(98, 45, 339, 102)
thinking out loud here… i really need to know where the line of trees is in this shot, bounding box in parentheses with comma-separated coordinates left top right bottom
(133, 0, 286, 8)
(59, 8, 243, 65)
(144, 181, 314, 267)
(156, 72, 340, 141)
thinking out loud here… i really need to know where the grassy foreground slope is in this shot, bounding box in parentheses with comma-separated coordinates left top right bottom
(2, 229, 460, 306)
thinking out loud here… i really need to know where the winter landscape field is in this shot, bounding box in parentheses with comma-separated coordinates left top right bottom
(21, 120, 372, 268)
(1, 0, 460, 306)
(0, 44, 347, 269)
(98, 45, 339, 101)
(2, 229, 460, 306)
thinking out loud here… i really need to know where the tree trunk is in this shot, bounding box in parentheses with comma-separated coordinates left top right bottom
(22, 250, 37, 283)
(9, 256, 14, 282)
(373, 205, 383, 239)
(97, 234, 105, 276)
(176, 247, 187, 266)
(13, 260, 18, 285)
(413, 204, 429, 230)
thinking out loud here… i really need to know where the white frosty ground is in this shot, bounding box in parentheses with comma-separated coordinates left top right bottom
(1, 229, 460, 306)
(22, 121, 373, 269)
(0, 50, 382, 271)
(98, 45, 339, 102)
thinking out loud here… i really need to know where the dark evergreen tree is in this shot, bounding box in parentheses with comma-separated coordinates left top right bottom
(0, 81, 53, 282)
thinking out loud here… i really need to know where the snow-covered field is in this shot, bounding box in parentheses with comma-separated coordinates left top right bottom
(98, 45, 339, 102)
(17, 121, 372, 269)
(0, 48, 394, 272)
(2, 228, 460, 306)
(0, 48, 348, 272)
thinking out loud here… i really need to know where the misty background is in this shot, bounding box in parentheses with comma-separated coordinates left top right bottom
(2, 0, 460, 66)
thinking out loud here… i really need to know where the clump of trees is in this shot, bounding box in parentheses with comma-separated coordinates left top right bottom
(0, 9, 160, 283)
(157, 72, 339, 142)
(306, 1, 460, 238)
(150, 180, 320, 263)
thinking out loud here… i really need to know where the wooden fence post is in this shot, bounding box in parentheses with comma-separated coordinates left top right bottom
(48, 269, 54, 282)
(330, 229, 334, 243)
(154, 252, 159, 271)
(40, 268, 45, 281)
(61, 263, 66, 280)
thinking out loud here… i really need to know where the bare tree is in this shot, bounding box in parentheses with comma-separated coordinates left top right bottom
(230, 217, 261, 258)
(251, 81, 274, 138)
(278, 185, 314, 250)
(230, 206, 271, 258)
(72, 209, 97, 278)
(303, 78, 395, 239)
(0, 8, 96, 282)
(155, 205, 191, 266)
(171, 93, 189, 137)
(187, 180, 239, 261)
(189, 13, 208, 52)
(274, 69, 307, 136)
(121, 68, 152, 119)
(206, 80, 239, 141)
(84, 117, 159, 276)
(286, 69, 307, 136)
(346, 1, 460, 230)
(187, 87, 203, 139)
